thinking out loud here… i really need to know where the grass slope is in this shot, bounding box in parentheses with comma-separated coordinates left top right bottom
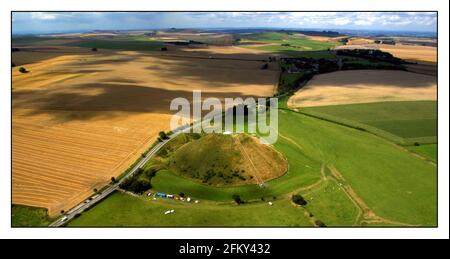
(301, 101, 437, 145)
(408, 144, 437, 162)
(300, 180, 360, 226)
(278, 107, 436, 226)
(69, 192, 313, 227)
(71, 98, 436, 226)
(166, 134, 287, 186)
(12, 205, 52, 227)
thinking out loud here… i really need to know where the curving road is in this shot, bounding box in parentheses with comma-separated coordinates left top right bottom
(49, 126, 191, 227)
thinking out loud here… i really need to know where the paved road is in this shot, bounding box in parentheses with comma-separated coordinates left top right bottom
(48, 102, 269, 227)
(49, 129, 187, 227)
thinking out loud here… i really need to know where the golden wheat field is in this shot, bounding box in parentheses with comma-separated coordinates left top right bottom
(12, 48, 279, 216)
(335, 43, 437, 63)
(287, 70, 437, 108)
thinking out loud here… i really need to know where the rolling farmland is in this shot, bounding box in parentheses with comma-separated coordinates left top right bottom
(12, 41, 279, 217)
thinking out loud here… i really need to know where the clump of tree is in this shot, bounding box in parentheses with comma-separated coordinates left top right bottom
(336, 49, 404, 64)
(292, 194, 307, 206)
(232, 194, 243, 205)
(159, 131, 169, 140)
(19, 67, 28, 73)
(119, 167, 157, 194)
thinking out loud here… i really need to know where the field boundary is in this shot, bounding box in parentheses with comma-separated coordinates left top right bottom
(295, 108, 436, 146)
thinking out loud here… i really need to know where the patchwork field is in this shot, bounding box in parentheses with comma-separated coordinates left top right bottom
(12, 31, 438, 227)
(287, 70, 436, 108)
(239, 32, 340, 58)
(12, 44, 279, 216)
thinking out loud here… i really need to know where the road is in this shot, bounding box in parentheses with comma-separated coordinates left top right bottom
(48, 102, 267, 227)
(49, 128, 188, 227)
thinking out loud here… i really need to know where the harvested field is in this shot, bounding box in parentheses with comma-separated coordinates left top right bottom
(334, 43, 437, 62)
(12, 48, 279, 216)
(288, 70, 436, 108)
(346, 37, 375, 45)
(379, 44, 437, 63)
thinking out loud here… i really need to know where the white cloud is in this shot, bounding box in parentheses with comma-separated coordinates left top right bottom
(31, 12, 57, 20)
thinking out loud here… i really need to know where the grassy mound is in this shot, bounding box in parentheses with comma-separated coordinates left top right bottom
(166, 133, 288, 187)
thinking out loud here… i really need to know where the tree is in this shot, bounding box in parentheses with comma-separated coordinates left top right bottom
(232, 194, 243, 205)
(19, 67, 27, 73)
(159, 131, 168, 140)
(292, 194, 307, 206)
(91, 47, 98, 52)
(93, 188, 98, 193)
(161, 47, 168, 51)
(179, 192, 185, 198)
(111, 177, 117, 183)
(60, 210, 65, 214)
(12, 62, 16, 68)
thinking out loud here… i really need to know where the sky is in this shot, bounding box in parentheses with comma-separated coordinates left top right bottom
(12, 12, 437, 34)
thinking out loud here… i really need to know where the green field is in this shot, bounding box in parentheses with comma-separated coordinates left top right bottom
(69, 192, 314, 227)
(70, 97, 436, 226)
(301, 101, 437, 145)
(300, 180, 360, 226)
(239, 32, 339, 58)
(409, 144, 437, 162)
(12, 205, 52, 227)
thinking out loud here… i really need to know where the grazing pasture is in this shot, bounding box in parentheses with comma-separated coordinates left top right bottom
(408, 144, 437, 162)
(68, 192, 314, 227)
(300, 101, 437, 144)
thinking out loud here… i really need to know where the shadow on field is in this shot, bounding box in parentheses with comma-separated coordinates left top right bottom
(12, 83, 254, 122)
(304, 69, 436, 88)
(141, 52, 279, 86)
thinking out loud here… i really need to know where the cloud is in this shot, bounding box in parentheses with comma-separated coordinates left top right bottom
(12, 12, 437, 34)
(30, 12, 57, 20)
